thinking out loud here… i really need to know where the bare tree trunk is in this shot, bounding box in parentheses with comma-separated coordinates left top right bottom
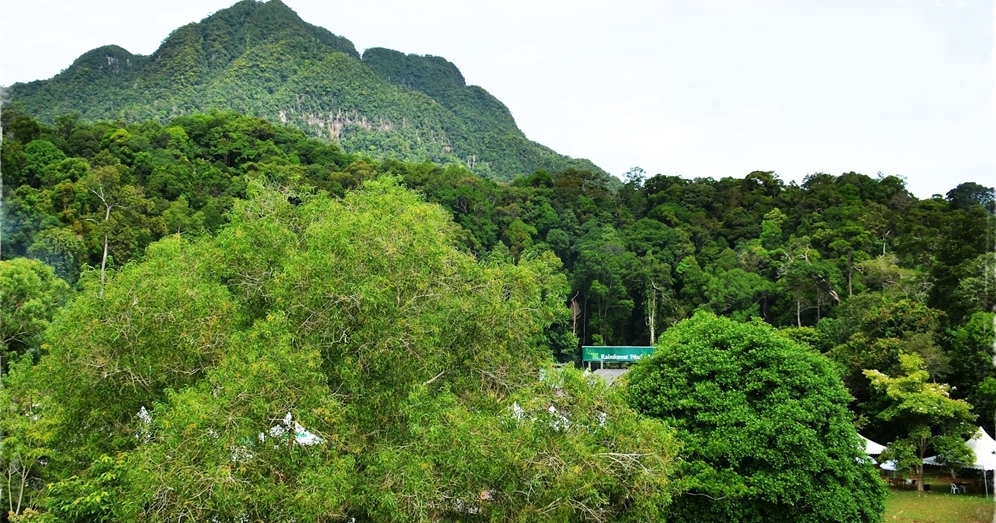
(7, 466, 13, 514)
(796, 298, 802, 327)
(647, 281, 665, 345)
(100, 230, 109, 297)
(90, 186, 113, 298)
(647, 283, 657, 345)
(847, 253, 854, 298)
(16, 465, 26, 515)
(569, 293, 580, 337)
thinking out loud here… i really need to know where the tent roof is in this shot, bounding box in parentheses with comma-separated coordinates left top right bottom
(966, 426, 996, 470)
(861, 435, 887, 455)
(923, 427, 996, 470)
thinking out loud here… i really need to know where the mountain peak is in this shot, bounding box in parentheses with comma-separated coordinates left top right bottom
(5, 0, 604, 181)
(195, 0, 358, 61)
(43, 45, 148, 91)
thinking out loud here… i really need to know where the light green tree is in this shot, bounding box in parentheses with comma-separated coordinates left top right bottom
(15, 179, 680, 521)
(0, 258, 70, 373)
(864, 352, 977, 492)
(1, 356, 57, 519)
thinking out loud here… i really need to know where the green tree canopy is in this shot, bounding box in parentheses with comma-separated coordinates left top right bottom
(945, 312, 996, 437)
(14, 178, 679, 521)
(0, 258, 70, 372)
(625, 312, 885, 523)
(864, 352, 977, 491)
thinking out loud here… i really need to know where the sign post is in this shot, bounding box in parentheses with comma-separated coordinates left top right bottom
(581, 346, 655, 369)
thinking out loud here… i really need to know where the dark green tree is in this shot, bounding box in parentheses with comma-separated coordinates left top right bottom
(946, 182, 994, 212)
(945, 312, 996, 436)
(626, 312, 885, 523)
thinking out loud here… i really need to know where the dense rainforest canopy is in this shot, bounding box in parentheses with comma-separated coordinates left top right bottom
(1, 106, 993, 521)
(2, 176, 679, 521)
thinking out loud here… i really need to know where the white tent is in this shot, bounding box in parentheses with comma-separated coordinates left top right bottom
(260, 412, 325, 447)
(880, 460, 898, 471)
(923, 427, 996, 470)
(861, 435, 887, 455)
(965, 427, 996, 470)
(923, 427, 996, 497)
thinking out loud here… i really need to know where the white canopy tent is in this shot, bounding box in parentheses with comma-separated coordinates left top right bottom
(923, 427, 996, 497)
(862, 435, 887, 455)
(879, 460, 902, 484)
(965, 427, 996, 470)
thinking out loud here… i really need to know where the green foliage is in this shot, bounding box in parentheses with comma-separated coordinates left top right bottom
(1, 103, 994, 519)
(10, 180, 678, 520)
(946, 182, 995, 212)
(2, 106, 991, 364)
(39, 237, 237, 465)
(573, 226, 637, 344)
(43, 454, 127, 523)
(123, 313, 352, 521)
(26, 228, 88, 283)
(826, 293, 949, 435)
(952, 253, 996, 318)
(626, 312, 886, 523)
(704, 268, 773, 320)
(864, 352, 976, 490)
(6, 0, 602, 182)
(945, 312, 996, 436)
(23, 140, 67, 187)
(1, 355, 59, 518)
(0, 258, 70, 371)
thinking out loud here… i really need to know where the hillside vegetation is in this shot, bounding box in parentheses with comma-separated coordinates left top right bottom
(3, 108, 993, 432)
(3, 0, 602, 181)
(1, 81, 993, 522)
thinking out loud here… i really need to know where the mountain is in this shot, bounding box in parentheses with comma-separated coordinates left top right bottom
(3, 0, 604, 181)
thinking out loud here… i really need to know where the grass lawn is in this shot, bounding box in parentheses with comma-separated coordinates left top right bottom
(884, 489, 995, 523)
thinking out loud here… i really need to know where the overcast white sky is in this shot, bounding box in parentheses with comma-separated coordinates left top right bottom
(1, 0, 992, 198)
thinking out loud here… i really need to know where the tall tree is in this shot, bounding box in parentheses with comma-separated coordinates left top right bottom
(864, 352, 976, 493)
(12, 179, 680, 521)
(626, 312, 885, 523)
(573, 226, 636, 344)
(0, 258, 70, 373)
(946, 182, 994, 212)
(945, 312, 996, 437)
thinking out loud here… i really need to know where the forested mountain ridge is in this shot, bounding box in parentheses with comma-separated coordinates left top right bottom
(4, 4, 994, 519)
(3, 0, 603, 181)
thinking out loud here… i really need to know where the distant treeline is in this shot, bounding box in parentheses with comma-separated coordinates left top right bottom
(2, 108, 994, 443)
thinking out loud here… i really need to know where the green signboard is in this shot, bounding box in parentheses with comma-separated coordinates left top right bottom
(582, 346, 655, 362)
